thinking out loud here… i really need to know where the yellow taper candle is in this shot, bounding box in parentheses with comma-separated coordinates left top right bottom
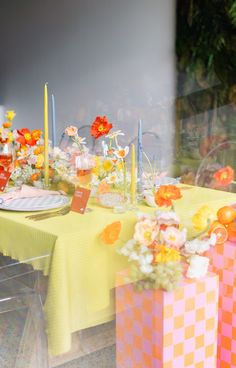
(44, 83, 49, 187)
(131, 143, 136, 204)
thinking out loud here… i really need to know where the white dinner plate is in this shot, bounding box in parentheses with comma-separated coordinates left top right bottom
(0, 195, 70, 212)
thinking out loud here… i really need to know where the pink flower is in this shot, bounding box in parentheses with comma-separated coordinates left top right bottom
(134, 219, 159, 246)
(65, 125, 78, 137)
(162, 226, 187, 249)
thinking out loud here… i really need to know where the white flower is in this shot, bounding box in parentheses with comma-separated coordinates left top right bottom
(139, 244, 148, 254)
(101, 141, 109, 156)
(28, 155, 37, 165)
(162, 227, 187, 248)
(185, 236, 215, 255)
(76, 136, 87, 145)
(186, 255, 209, 279)
(12, 129, 19, 140)
(209, 233, 217, 246)
(114, 146, 129, 159)
(125, 239, 136, 250)
(105, 130, 125, 139)
(118, 239, 136, 256)
(138, 254, 153, 266)
(105, 172, 118, 184)
(140, 264, 153, 274)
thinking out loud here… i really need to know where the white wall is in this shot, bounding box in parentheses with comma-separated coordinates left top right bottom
(0, 0, 176, 169)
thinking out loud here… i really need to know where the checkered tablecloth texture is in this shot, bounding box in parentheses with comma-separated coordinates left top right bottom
(116, 273, 218, 368)
(207, 242, 236, 368)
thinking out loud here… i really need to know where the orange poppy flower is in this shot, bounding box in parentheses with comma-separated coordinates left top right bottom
(17, 128, 37, 146)
(100, 221, 121, 245)
(90, 116, 113, 139)
(29, 172, 40, 182)
(155, 185, 182, 207)
(213, 166, 234, 186)
(3, 121, 12, 128)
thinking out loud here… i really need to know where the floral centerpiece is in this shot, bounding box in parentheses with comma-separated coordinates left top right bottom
(89, 116, 131, 207)
(100, 185, 217, 291)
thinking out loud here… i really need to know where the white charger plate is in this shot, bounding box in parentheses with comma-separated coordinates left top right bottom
(0, 195, 70, 212)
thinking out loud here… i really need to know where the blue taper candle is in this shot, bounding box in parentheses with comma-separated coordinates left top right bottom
(51, 94, 56, 147)
(137, 119, 143, 193)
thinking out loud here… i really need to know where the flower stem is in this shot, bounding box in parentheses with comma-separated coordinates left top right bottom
(123, 159, 127, 199)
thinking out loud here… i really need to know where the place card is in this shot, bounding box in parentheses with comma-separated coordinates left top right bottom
(0, 170, 11, 192)
(71, 186, 91, 214)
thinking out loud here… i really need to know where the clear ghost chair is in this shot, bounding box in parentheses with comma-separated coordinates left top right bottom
(195, 140, 236, 192)
(78, 125, 95, 152)
(0, 253, 49, 368)
(128, 131, 162, 170)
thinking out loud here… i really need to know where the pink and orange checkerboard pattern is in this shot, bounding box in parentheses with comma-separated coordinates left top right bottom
(207, 241, 236, 368)
(116, 272, 218, 368)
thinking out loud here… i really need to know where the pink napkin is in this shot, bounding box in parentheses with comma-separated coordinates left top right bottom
(0, 185, 64, 204)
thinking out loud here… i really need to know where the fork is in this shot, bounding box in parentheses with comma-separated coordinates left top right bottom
(26, 205, 71, 221)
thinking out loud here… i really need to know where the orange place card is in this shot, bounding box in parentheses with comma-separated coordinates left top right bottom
(0, 170, 11, 192)
(71, 186, 91, 214)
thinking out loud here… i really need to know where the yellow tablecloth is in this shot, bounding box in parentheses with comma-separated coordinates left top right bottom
(0, 185, 236, 356)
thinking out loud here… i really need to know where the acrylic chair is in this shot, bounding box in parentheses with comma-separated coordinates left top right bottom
(195, 140, 236, 192)
(128, 131, 163, 170)
(0, 253, 49, 368)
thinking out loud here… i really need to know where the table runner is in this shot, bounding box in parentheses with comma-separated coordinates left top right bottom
(0, 185, 235, 355)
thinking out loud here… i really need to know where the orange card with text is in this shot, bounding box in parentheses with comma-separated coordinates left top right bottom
(0, 170, 11, 192)
(71, 187, 91, 214)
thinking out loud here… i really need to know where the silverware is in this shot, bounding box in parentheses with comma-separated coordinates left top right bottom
(26, 205, 71, 221)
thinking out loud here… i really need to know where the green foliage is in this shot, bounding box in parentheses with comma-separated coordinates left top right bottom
(176, 0, 236, 99)
(132, 262, 183, 292)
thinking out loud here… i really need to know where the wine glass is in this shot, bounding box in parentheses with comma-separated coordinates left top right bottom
(0, 142, 14, 171)
(75, 153, 95, 212)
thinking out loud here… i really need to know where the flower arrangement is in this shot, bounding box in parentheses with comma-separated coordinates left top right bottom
(11, 129, 45, 185)
(89, 118, 131, 206)
(100, 186, 216, 291)
(64, 125, 87, 153)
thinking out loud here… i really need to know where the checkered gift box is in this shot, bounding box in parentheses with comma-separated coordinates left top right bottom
(116, 272, 218, 368)
(207, 241, 236, 368)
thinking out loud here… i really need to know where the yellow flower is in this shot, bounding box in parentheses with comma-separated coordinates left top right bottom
(192, 205, 215, 231)
(155, 245, 180, 263)
(116, 161, 123, 171)
(7, 132, 13, 142)
(6, 110, 16, 121)
(102, 159, 113, 172)
(35, 153, 44, 169)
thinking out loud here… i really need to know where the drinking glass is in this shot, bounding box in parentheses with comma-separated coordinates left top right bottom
(0, 142, 14, 171)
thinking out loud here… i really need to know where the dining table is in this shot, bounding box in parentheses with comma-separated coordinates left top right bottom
(0, 185, 236, 356)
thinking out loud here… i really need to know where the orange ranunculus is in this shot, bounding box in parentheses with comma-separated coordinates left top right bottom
(31, 129, 42, 141)
(30, 172, 40, 182)
(155, 185, 182, 207)
(90, 116, 113, 139)
(100, 221, 121, 245)
(34, 146, 44, 155)
(3, 121, 12, 128)
(213, 166, 234, 186)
